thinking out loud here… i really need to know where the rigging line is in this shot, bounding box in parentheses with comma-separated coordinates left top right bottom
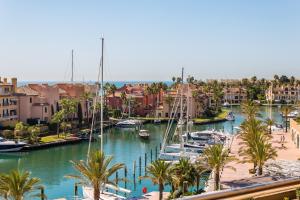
(160, 89, 180, 155)
(160, 95, 180, 156)
(87, 43, 103, 162)
(161, 92, 178, 147)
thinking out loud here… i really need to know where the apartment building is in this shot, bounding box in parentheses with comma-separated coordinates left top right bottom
(106, 83, 157, 117)
(266, 85, 300, 103)
(223, 87, 247, 104)
(17, 83, 98, 124)
(159, 84, 210, 118)
(0, 77, 18, 127)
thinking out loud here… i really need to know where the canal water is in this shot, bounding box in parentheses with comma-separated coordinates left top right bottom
(0, 106, 283, 199)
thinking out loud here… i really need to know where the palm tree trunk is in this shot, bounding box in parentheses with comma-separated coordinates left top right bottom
(269, 126, 272, 134)
(196, 175, 200, 192)
(285, 115, 288, 132)
(159, 183, 164, 200)
(57, 123, 60, 138)
(86, 101, 89, 124)
(214, 170, 220, 190)
(94, 185, 100, 200)
(258, 165, 263, 175)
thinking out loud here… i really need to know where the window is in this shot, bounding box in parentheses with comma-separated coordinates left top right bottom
(30, 97, 32, 103)
(45, 107, 47, 113)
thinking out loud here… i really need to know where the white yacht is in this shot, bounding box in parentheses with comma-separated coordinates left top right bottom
(115, 119, 139, 128)
(184, 130, 225, 144)
(0, 137, 27, 152)
(139, 129, 150, 139)
(287, 111, 299, 118)
(223, 102, 230, 107)
(153, 119, 161, 124)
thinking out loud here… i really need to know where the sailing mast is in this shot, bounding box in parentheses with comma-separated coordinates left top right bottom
(186, 80, 189, 133)
(87, 36, 104, 161)
(100, 37, 104, 152)
(71, 49, 74, 83)
(180, 67, 184, 156)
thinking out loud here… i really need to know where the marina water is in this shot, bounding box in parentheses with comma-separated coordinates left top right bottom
(0, 106, 283, 199)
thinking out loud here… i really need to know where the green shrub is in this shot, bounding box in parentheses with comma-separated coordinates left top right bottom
(1, 130, 14, 139)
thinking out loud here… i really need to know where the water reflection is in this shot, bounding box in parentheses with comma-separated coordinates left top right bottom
(0, 106, 283, 199)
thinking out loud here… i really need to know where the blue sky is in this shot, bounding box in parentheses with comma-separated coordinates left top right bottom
(0, 0, 300, 82)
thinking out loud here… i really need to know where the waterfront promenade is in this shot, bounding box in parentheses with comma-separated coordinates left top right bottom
(220, 130, 300, 189)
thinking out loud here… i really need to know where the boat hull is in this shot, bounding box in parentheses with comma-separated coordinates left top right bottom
(0, 144, 26, 152)
(139, 135, 149, 139)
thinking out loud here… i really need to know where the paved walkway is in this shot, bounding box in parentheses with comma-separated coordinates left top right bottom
(220, 130, 300, 189)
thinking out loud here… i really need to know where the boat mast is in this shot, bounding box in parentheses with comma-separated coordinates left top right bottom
(269, 82, 273, 119)
(71, 49, 74, 83)
(128, 96, 131, 118)
(180, 67, 184, 155)
(100, 37, 104, 152)
(186, 80, 189, 133)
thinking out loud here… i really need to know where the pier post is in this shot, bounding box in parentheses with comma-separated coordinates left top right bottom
(139, 156, 142, 176)
(155, 146, 158, 160)
(74, 183, 78, 197)
(160, 143, 162, 150)
(144, 153, 147, 175)
(115, 171, 119, 193)
(133, 160, 136, 187)
(124, 166, 127, 188)
(40, 187, 45, 200)
(150, 149, 153, 162)
(133, 160, 136, 178)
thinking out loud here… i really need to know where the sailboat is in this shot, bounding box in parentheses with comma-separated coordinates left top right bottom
(159, 68, 200, 162)
(82, 36, 131, 200)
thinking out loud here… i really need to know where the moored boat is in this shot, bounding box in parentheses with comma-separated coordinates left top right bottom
(139, 129, 150, 139)
(0, 137, 27, 152)
(116, 119, 139, 128)
(226, 111, 235, 121)
(153, 119, 161, 124)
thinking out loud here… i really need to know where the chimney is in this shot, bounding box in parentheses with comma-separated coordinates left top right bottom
(3, 78, 7, 83)
(11, 77, 17, 92)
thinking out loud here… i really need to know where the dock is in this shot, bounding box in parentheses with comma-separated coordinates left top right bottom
(22, 137, 83, 151)
(220, 130, 300, 189)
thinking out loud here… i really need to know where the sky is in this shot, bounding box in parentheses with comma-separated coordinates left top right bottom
(0, 0, 300, 82)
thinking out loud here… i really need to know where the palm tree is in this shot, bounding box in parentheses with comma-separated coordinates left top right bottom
(265, 118, 274, 134)
(164, 95, 173, 117)
(51, 110, 64, 138)
(239, 118, 277, 175)
(281, 105, 293, 132)
(120, 91, 127, 116)
(202, 144, 235, 190)
(172, 158, 196, 194)
(59, 98, 78, 121)
(193, 160, 208, 193)
(14, 122, 26, 138)
(27, 126, 40, 144)
(0, 169, 44, 200)
(66, 150, 124, 200)
(141, 159, 172, 200)
(81, 92, 92, 123)
(241, 100, 259, 119)
(60, 121, 71, 138)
